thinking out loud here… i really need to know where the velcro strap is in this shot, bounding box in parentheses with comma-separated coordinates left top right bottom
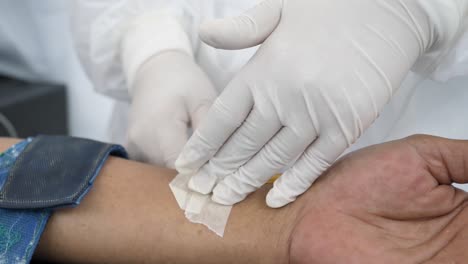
(0, 135, 127, 209)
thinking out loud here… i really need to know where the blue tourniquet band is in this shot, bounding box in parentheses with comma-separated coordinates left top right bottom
(0, 136, 127, 263)
(0, 138, 50, 264)
(0, 135, 127, 209)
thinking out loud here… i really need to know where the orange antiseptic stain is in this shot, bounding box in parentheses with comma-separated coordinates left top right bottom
(267, 174, 281, 184)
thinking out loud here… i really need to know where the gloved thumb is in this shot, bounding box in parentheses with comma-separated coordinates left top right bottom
(199, 0, 282, 50)
(126, 115, 189, 169)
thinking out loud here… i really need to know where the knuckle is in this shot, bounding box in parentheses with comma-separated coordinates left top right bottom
(303, 148, 332, 172)
(405, 134, 434, 143)
(291, 125, 316, 143)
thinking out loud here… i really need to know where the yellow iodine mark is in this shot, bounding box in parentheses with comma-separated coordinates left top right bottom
(267, 174, 281, 184)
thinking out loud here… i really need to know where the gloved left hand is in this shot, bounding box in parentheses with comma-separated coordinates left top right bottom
(175, 0, 466, 208)
(126, 51, 217, 168)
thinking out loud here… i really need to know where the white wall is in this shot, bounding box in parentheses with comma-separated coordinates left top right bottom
(65, 57, 114, 142)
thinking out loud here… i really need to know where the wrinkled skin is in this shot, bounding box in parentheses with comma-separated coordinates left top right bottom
(289, 135, 468, 264)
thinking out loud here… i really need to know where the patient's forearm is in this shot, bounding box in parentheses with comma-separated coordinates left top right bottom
(4, 135, 468, 263)
(0, 139, 298, 263)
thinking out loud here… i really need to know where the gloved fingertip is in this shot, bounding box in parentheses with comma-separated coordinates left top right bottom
(174, 150, 200, 175)
(165, 158, 177, 170)
(175, 136, 216, 171)
(174, 158, 194, 175)
(266, 188, 295, 209)
(211, 194, 235, 206)
(188, 171, 216, 195)
(199, 20, 221, 48)
(211, 183, 245, 206)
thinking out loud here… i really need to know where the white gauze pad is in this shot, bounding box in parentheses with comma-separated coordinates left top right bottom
(169, 173, 232, 237)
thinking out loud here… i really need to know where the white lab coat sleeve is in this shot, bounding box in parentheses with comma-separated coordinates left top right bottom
(412, 0, 468, 82)
(429, 25, 468, 81)
(71, 0, 200, 101)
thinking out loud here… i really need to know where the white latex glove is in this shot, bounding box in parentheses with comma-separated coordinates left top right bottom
(126, 51, 217, 168)
(176, 0, 467, 207)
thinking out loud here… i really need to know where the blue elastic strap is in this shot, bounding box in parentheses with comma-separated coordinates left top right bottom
(0, 135, 127, 209)
(0, 136, 127, 263)
(0, 138, 50, 264)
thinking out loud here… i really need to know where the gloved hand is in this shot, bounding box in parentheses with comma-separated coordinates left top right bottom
(176, 0, 466, 207)
(126, 51, 217, 168)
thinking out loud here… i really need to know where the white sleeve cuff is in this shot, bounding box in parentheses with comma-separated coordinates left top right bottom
(120, 10, 194, 94)
(413, 0, 468, 79)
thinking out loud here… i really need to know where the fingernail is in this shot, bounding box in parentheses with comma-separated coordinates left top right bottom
(266, 188, 294, 208)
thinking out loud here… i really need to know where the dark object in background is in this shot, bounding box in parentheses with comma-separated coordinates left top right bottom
(0, 75, 68, 137)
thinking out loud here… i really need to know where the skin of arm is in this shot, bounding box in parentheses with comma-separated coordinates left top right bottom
(290, 135, 468, 263)
(1, 135, 468, 263)
(18, 143, 297, 264)
(0, 138, 298, 263)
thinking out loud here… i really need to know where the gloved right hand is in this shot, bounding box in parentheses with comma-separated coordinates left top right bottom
(126, 51, 217, 168)
(176, 0, 467, 208)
